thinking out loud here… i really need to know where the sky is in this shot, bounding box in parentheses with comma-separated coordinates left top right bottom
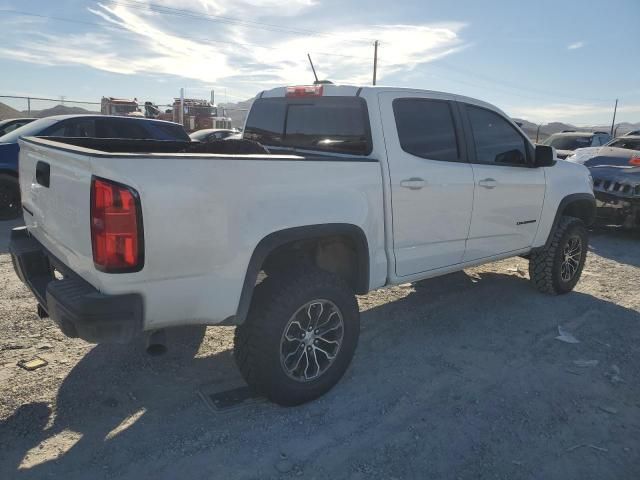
(0, 0, 639, 125)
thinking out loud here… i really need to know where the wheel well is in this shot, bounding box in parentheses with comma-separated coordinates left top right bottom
(232, 224, 369, 325)
(561, 198, 595, 226)
(262, 235, 361, 290)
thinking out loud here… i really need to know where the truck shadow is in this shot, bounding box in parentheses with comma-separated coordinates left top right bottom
(3, 270, 640, 480)
(588, 226, 640, 268)
(0, 219, 23, 254)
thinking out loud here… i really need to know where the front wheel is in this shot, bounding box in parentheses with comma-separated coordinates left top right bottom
(529, 216, 588, 295)
(234, 267, 359, 406)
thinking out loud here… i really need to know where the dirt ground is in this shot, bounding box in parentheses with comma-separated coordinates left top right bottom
(1, 219, 639, 480)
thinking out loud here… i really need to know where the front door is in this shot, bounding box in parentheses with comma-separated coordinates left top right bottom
(379, 92, 475, 277)
(461, 103, 546, 261)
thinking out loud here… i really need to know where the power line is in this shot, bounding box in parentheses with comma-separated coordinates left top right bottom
(0, 94, 100, 105)
(0, 10, 374, 60)
(109, 0, 373, 44)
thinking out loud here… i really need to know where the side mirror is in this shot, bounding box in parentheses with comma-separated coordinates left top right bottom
(534, 144, 555, 167)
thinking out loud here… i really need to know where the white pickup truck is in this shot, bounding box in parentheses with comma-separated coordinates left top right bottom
(10, 84, 595, 405)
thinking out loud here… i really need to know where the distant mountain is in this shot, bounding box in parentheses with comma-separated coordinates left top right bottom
(0, 101, 22, 120)
(513, 119, 640, 142)
(24, 104, 99, 118)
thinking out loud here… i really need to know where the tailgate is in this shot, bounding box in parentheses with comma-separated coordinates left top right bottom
(18, 137, 95, 278)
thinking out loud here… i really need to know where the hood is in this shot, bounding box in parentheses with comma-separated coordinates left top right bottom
(567, 146, 640, 168)
(0, 142, 20, 169)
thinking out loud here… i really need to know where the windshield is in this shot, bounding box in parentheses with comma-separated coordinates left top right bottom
(187, 105, 213, 116)
(244, 96, 372, 155)
(0, 117, 59, 143)
(542, 134, 592, 150)
(606, 138, 640, 151)
(114, 104, 139, 114)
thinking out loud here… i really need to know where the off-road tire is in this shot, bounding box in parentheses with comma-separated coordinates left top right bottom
(0, 174, 20, 221)
(529, 216, 588, 295)
(234, 267, 359, 406)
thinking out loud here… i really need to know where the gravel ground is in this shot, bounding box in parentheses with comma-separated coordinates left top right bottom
(1, 220, 639, 480)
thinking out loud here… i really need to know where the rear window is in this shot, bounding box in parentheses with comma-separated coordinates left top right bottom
(543, 134, 593, 150)
(244, 97, 372, 155)
(607, 138, 640, 151)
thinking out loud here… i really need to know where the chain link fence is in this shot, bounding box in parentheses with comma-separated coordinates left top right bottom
(0, 94, 250, 128)
(0, 96, 101, 119)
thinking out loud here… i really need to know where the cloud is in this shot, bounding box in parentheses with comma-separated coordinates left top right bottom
(509, 102, 640, 123)
(0, 0, 467, 97)
(567, 41, 584, 50)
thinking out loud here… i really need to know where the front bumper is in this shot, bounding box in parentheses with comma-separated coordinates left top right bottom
(9, 227, 143, 343)
(594, 192, 640, 228)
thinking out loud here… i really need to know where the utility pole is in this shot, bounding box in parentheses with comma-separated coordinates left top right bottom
(372, 40, 379, 85)
(27, 97, 31, 116)
(610, 98, 618, 135)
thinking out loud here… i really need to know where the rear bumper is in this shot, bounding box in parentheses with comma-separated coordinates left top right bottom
(9, 227, 143, 343)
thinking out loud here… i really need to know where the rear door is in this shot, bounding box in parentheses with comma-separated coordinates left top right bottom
(460, 103, 545, 261)
(379, 92, 474, 276)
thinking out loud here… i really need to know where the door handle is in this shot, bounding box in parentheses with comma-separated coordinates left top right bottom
(400, 177, 425, 190)
(478, 178, 497, 189)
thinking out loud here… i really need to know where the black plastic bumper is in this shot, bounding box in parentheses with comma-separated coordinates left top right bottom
(594, 192, 640, 228)
(9, 227, 143, 343)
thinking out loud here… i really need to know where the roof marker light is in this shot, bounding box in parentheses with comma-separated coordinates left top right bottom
(286, 85, 323, 97)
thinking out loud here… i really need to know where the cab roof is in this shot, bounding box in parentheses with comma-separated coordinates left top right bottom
(258, 84, 501, 116)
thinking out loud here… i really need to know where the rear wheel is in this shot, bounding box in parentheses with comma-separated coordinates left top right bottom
(234, 267, 359, 406)
(0, 174, 20, 221)
(529, 216, 588, 294)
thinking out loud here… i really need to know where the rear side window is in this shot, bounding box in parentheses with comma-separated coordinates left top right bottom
(97, 119, 149, 139)
(145, 122, 190, 141)
(467, 105, 528, 166)
(244, 97, 372, 155)
(46, 118, 97, 137)
(393, 98, 459, 162)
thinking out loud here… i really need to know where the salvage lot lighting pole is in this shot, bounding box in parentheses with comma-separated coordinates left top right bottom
(610, 98, 618, 135)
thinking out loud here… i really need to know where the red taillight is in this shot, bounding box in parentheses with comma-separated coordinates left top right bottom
(629, 157, 640, 166)
(90, 177, 143, 273)
(286, 85, 323, 97)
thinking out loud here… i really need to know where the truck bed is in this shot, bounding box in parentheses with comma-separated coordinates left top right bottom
(17, 136, 386, 330)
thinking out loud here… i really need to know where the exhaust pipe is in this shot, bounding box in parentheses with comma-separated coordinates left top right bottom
(145, 330, 167, 356)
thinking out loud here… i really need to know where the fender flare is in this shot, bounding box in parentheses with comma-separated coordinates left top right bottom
(230, 224, 370, 325)
(540, 193, 596, 250)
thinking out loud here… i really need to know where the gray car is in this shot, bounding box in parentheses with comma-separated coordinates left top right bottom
(0, 118, 36, 137)
(543, 131, 612, 159)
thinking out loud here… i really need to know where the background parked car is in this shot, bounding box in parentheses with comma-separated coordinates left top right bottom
(567, 135, 640, 228)
(189, 128, 238, 142)
(542, 131, 612, 159)
(0, 118, 36, 137)
(0, 114, 189, 220)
